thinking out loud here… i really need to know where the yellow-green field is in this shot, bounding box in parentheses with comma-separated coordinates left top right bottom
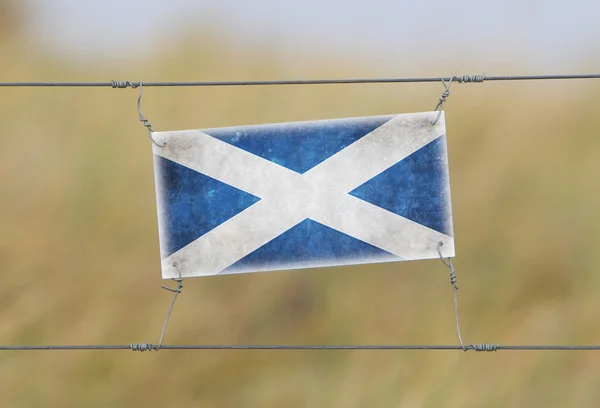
(2, 8, 600, 407)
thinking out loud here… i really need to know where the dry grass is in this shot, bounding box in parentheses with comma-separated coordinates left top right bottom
(1, 15, 600, 407)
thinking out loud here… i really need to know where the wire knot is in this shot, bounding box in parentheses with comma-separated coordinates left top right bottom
(431, 78, 454, 125)
(140, 118, 153, 133)
(161, 277, 183, 294)
(130, 343, 154, 352)
(435, 86, 451, 112)
(437, 242, 458, 290)
(112, 80, 139, 89)
(455, 74, 485, 83)
(135, 82, 165, 147)
(468, 344, 499, 352)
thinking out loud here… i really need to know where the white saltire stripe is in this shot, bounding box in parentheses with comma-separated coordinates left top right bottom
(152, 111, 453, 279)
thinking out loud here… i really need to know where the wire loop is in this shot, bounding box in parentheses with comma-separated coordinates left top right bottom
(431, 78, 453, 125)
(136, 82, 165, 147)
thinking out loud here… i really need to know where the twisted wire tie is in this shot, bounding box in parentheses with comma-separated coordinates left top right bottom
(130, 343, 154, 352)
(469, 344, 499, 352)
(111, 80, 139, 89)
(447, 257, 458, 289)
(454, 74, 485, 83)
(140, 116, 153, 134)
(431, 78, 452, 125)
(434, 81, 452, 112)
(437, 242, 458, 290)
(161, 279, 183, 294)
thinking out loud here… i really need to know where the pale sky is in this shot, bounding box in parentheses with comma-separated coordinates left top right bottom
(19, 0, 600, 70)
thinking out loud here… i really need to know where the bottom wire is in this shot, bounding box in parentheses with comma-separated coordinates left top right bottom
(0, 344, 599, 351)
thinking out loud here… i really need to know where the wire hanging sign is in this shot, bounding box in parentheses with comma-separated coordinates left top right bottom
(1, 72, 600, 352)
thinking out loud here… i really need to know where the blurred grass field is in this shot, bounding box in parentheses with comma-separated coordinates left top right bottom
(2, 5, 600, 407)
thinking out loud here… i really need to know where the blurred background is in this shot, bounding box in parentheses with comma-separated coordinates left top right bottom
(1, 1, 600, 406)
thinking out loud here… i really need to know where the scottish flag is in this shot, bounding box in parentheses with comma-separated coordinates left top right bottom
(151, 111, 454, 279)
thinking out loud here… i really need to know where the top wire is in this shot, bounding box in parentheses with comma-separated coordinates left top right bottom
(0, 74, 599, 87)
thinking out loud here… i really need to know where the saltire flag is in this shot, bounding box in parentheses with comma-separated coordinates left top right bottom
(151, 111, 454, 279)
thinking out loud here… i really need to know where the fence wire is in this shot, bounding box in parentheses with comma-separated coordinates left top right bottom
(1, 344, 600, 352)
(0, 73, 599, 88)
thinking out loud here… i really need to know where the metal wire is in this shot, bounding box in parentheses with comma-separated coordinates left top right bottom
(1, 74, 600, 87)
(436, 242, 467, 351)
(156, 266, 184, 350)
(431, 78, 453, 125)
(135, 82, 165, 147)
(0, 344, 599, 351)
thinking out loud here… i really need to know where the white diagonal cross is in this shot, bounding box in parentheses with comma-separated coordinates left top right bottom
(152, 111, 454, 279)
